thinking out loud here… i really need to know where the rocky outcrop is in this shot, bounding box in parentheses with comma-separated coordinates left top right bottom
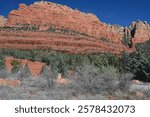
(106, 20, 150, 46)
(106, 24, 131, 38)
(5, 57, 45, 77)
(6, 1, 121, 44)
(129, 20, 150, 44)
(0, 15, 7, 27)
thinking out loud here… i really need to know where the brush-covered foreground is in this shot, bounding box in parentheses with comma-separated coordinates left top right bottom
(0, 64, 149, 100)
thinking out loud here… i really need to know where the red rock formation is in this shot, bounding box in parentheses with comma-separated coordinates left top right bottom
(5, 57, 45, 77)
(0, 15, 7, 27)
(0, 79, 21, 87)
(106, 24, 130, 38)
(0, 30, 133, 55)
(130, 20, 150, 44)
(0, 2, 149, 56)
(106, 20, 150, 46)
(6, 1, 121, 44)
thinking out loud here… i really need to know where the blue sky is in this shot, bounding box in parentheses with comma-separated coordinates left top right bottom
(0, 0, 150, 26)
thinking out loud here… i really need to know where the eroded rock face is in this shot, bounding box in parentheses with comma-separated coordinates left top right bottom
(0, 31, 133, 55)
(6, 2, 121, 44)
(0, 15, 7, 27)
(106, 24, 131, 38)
(106, 20, 150, 46)
(129, 20, 150, 44)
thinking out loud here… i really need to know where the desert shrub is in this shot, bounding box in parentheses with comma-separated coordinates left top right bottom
(80, 32, 89, 36)
(49, 83, 78, 100)
(0, 86, 15, 100)
(61, 28, 69, 34)
(0, 69, 10, 78)
(100, 37, 110, 42)
(47, 26, 56, 32)
(0, 51, 5, 68)
(17, 65, 31, 80)
(68, 65, 120, 95)
(33, 77, 53, 91)
(0, 57, 4, 68)
(40, 65, 55, 88)
(21, 73, 54, 92)
(119, 73, 133, 93)
(11, 60, 21, 74)
(11, 60, 20, 66)
(129, 82, 150, 99)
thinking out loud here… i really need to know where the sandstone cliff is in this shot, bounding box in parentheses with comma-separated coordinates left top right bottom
(0, 1, 149, 55)
(6, 1, 121, 44)
(105, 20, 150, 46)
(129, 20, 150, 44)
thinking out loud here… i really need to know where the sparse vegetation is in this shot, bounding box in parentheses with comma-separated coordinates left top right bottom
(0, 25, 39, 32)
(100, 37, 111, 43)
(0, 23, 92, 37)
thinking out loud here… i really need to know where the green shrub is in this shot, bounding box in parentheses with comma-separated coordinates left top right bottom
(47, 26, 56, 32)
(0, 57, 4, 68)
(11, 60, 20, 67)
(17, 65, 31, 80)
(120, 40, 150, 82)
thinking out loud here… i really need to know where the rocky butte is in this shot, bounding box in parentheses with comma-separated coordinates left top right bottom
(0, 1, 150, 54)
